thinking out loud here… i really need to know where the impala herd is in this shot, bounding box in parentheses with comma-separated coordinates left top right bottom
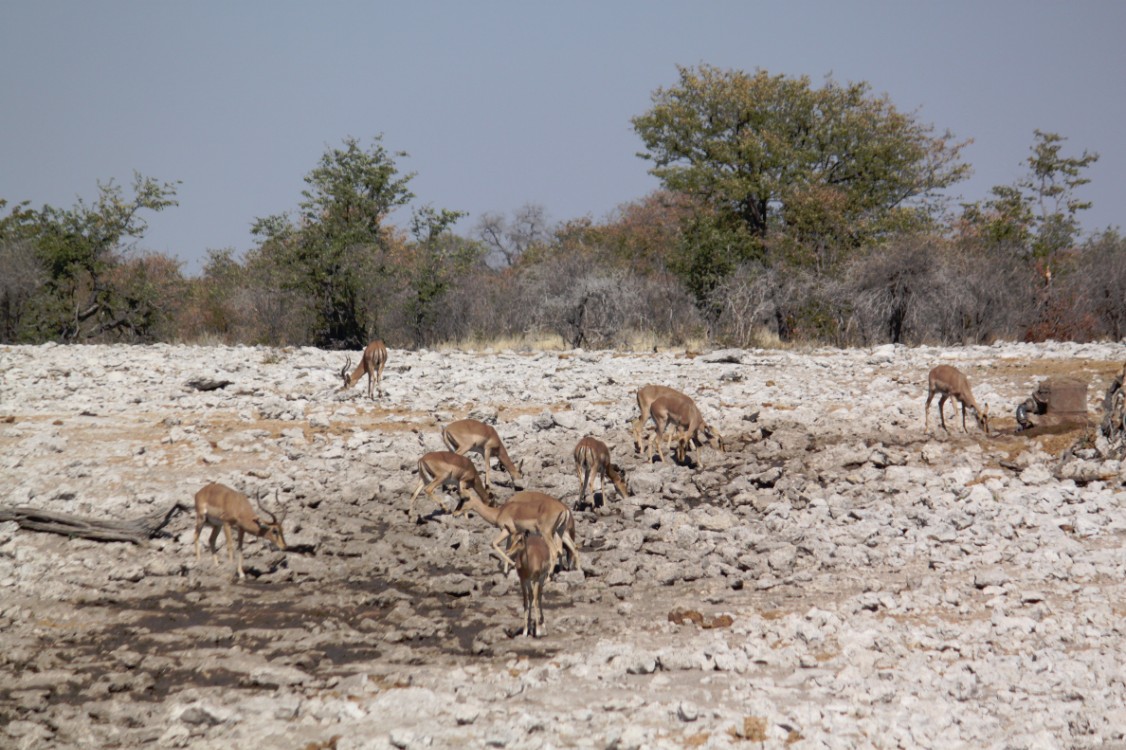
(195, 340, 994, 637)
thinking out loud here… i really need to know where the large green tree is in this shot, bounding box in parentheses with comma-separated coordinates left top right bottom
(632, 65, 971, 276)
(252, 136, 416, 348)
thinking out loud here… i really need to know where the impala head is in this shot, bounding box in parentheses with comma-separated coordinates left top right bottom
(254, 492, 287, 550)
(611, 463, 632, 495)
(699, 422, 725, 453)
(973, 403, 990, 435)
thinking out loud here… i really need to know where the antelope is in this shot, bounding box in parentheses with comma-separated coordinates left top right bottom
(646, 394, 724, 469)
(573, 436, 629, 508)
(193, 482, 287, 580)
(632, 384, 690, 454)
(458, 491, 578, 575)
(925, 365, 990, 435)
(512, 532, 551, 637)
(339, 340, 388, 399)
(407, 451, 491, 520)
(441, 419, 523, 488)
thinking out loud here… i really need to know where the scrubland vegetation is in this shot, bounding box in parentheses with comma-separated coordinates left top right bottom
(3, 65, 1122, 350)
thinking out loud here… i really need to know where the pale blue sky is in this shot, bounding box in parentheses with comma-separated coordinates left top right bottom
(3, 1, 1124, 275)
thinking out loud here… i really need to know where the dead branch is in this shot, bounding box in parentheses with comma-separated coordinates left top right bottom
(0, 502, 185, 545)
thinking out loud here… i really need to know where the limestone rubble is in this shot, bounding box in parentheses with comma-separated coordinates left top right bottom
(1, 342, 1124, 749)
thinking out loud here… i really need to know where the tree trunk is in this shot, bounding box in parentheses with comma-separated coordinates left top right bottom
(0, 502, 185, 545)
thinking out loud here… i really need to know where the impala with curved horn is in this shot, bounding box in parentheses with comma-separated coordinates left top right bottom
(339, 340, 388, 399)
(193, 482, 287, 580)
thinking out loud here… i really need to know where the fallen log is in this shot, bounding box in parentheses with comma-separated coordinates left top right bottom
(0, 502, 185, 545)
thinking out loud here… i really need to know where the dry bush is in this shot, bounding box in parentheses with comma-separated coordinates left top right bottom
(839, 239, 1039, 345)
(0, 237, 45, 343)
(509, 255, 703, 349)
(708, 263, 845, 346)
(1065, 231, 1126, 341)
(426, 255, 704, 350)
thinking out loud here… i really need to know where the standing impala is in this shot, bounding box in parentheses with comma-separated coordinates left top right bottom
(441, 419, 523, 488)
(925, 365, 990, 435)
(513, 531, 551, 638)
(339, 340, 388, 399)
(458, 490, 578, 575)
(193, 483, 287, 580)
(646, 394, 724, 469)
(573, 436, 629, 508)
(407, 451, 491, 520)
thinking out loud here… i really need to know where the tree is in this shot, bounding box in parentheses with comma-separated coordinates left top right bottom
(7, 174, 180, 342)
(252, 136, 416, 348)
(402, 205, 474, 347)
(476, 204, 550, 268)
(632, 65, 971, 275)
(1023, 130, 1099, 261)
(960, 130, 1099, 262)
(0, 200, 44, 342)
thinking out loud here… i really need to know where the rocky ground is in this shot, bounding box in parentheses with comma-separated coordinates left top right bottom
(1, 341, 1124, 750)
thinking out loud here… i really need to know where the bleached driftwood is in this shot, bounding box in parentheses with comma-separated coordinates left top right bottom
(0, 502, 184, 545)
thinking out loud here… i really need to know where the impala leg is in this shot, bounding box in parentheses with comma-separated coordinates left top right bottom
(649, 422, 666, 464)
(452, 480, 472, 515)
(194, 518, 205, 562)
(230, 528, 245, 580)
(924, 390, 935, 431)
(483, 447, 493, 488)
(938, 395, 950, 432)
(407, 477, 428, 517)
(521, 579, 533, 636)
(208, 525, 222, 565)
(534, 579, 545, 637)
(556, 528, 579, 572)
(491, 530, 517, 573)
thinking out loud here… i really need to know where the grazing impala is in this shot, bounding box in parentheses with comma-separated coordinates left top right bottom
(339, 340, 388, 399)
(407, 451, 491, 519)
(647, 394, 724, 469)
(193, 482, 287, 580)
(441, 419, 523, 488)
(925, 365, 990, 435)
(573, 436, 629, 508)
(458, 491, 578, 575)
(513, 532, 551, 637)
(632, 384, 691, 454)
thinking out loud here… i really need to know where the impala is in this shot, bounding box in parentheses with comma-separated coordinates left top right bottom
(193, 482, 287, 580)
(441, 418, 523, 488)
(632, 384, 690, 455)
(925, 365, 990, 435)
(647, 394, 724, 469)
(513, 531, 551, 638)
(407, 451, 491, 520)
(458, 490, 578, 574)
(339, 340, 388, 399)
(573, 436, 629, 508)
